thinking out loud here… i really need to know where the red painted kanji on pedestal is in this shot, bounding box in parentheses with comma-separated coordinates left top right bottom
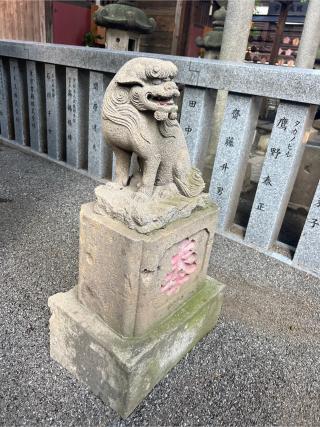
(161, 239, 197, 295)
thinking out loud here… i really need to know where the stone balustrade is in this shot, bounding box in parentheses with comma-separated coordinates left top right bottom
(0, 40, 319, 284)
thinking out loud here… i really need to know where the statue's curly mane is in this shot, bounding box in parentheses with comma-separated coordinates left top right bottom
(102, 84, 151, 142)
(102, 81, 178, 144)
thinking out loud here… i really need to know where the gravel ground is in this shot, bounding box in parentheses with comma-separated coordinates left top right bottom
(1, 144, 320, 426)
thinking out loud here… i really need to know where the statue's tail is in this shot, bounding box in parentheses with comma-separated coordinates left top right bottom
(174, 167, 205, 198)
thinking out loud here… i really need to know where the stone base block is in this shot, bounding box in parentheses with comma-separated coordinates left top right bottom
(78, 202, 218, 337)
(49, 278, 224, 418)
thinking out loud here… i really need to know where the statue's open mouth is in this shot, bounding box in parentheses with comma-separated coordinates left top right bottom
(148, 94, 175, 106)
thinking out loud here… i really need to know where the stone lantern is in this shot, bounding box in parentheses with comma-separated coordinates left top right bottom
(94, 0, 156, 51)
(196, 1, 227, 59)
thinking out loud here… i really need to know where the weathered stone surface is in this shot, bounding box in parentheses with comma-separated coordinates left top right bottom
(295, 0, 320, 69)
(105, 28, 141, 51)
(46, 55, 224, 420)
(88, 71, 113, 178)
(290, 143, 320, 209)
(49, 278, 224, 418)
(255, 131, 320, 207)
(293, 181, 320, 275)
(245, 103, 316, 249)
(78, 202, 218, 337)
(66, 67, 88, 168)
(2, 41, 320, 107)
(209, 93, 260, 231)
(95, 182, 209, 233)
(45, 64, 66, 160)
(9, 59, 29, 145)
(0, 58, 13, 139)
(26, 61, 46, 152)
(94, 2, 156, 33)
(179, 86, 216, 170)
(219, 0, 255, 62)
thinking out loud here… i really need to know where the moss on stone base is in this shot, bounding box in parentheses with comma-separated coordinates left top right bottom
(49, 277, 224, 418)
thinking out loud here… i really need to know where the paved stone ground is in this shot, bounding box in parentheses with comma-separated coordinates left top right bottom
(1, 144, 320, 426)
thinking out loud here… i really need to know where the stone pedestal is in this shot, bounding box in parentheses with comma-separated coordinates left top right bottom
(49, 202, 224, 417)
(49, 279, 223, 418)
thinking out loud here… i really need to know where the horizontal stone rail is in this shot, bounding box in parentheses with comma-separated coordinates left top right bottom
(0, 40, 320, 103)
(0, 40, 319, 280)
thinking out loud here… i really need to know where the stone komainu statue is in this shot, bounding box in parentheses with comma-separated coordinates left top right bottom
(101, 57, 205, 198)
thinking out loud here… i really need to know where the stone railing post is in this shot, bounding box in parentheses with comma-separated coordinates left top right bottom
(203, 0, 255, 182)
(290, 0, 320, 209)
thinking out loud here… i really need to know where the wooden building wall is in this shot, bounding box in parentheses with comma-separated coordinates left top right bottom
(0, 0, 46, 42)
(136, 1, 210, 57)
(137, 1, 177, 55)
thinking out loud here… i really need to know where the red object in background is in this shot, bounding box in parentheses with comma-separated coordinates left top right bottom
(53, 1, 91, 46)
(184, 1, 212, 57)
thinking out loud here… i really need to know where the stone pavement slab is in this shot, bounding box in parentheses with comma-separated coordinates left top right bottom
(1, 144, 320, 426)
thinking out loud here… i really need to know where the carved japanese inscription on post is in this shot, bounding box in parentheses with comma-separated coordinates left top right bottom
(245, 102, 315, 249)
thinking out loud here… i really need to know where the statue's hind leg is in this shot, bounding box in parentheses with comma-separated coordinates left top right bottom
(173, 148, 191, 182)
(135, 148, 161, 196)
(113, 146, 131, 187)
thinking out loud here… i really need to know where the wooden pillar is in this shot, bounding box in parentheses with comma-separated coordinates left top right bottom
(269, 1, 292, 65)
(171, 0, 192, 56)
